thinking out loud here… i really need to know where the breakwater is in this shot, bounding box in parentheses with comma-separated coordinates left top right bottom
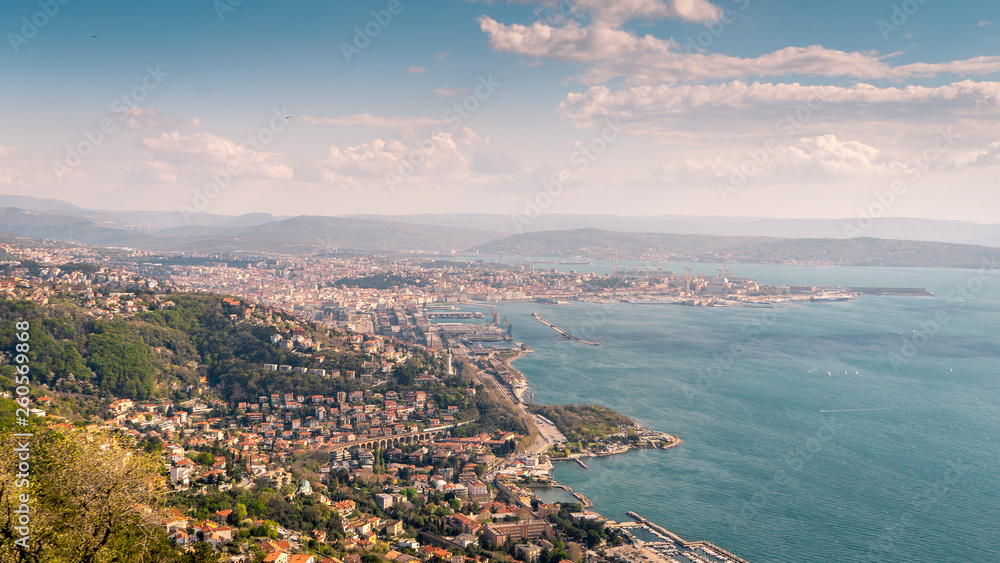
(626, 512, 752, 563)
(531, 312, 600, 345)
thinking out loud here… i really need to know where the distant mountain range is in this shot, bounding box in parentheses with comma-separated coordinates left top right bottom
(0, 195, 996, 267)
(0, 208, 499, 253)
(350, 213, 1000, 248)
(470, 228, 997, 269)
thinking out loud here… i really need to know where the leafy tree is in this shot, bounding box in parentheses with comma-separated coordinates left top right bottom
(0, 426, 174, 563)
(182, 542, 220, 563)
(86, 324, 157, 399)
(228, 503, 248, 526)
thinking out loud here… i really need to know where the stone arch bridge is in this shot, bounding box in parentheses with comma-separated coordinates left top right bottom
(329, 425, 457, 452)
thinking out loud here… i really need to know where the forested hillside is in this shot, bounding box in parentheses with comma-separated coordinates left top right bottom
(0, 293, 383, 418)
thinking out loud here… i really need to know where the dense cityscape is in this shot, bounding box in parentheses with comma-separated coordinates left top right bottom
(0, 238, 770, 563)
(3, 1, 998, 561)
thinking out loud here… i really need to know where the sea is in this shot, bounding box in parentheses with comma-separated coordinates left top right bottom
(478, 260, 999, 563)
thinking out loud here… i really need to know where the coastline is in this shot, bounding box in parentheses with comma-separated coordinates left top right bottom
(494, 351, 748, 561)
(499, 351, 682, 494)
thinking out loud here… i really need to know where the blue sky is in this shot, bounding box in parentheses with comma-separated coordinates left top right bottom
(1, 0, 999, 224)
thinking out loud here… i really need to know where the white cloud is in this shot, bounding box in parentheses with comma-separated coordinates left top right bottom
(121, 107, 200, 130)
(558, 80, 1000, 131)
(682, 134, 914, 178)
(945, 140, 1000, 168)
(142, 130, 243, 162)
(979, 21, 992, 27)
(124, 159, 177, 184)
(479, 17, 1000, 84)
(300, 114, 447, 128)
(319, 127, 517, 187)
(492, 0, 723, 26)
(407, 66, 426, 73)
(433, 87, 472, 98)
(141, 131, 293, 179)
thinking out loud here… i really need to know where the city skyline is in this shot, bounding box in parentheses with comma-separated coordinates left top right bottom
(2, 0, 999, 221)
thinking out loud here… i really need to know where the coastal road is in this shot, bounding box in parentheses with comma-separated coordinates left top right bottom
(528, 413, 566, 456)
(467, 354, 550, 454)
(466, 351, 568, 460)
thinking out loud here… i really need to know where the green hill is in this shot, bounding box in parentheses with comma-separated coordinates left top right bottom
(471, 229, 999, 268)
(0, 293, 368, 418)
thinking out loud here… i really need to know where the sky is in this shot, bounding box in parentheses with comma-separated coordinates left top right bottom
(1, 0, 999, 223)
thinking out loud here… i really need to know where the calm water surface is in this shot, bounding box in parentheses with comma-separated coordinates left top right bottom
(489, 264, 1000, 563)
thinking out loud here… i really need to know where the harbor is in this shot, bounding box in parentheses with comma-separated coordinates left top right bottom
(425, 311, 486, 319)
(612, 512, 753, 563)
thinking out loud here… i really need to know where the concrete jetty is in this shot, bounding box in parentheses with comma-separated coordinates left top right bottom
(626, 512, 752, 563)
(532, 312, 600, 345)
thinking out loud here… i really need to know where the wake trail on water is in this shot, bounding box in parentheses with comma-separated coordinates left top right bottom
(819, 408, 890, 413)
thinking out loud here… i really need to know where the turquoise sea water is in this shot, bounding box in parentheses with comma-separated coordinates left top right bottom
(492, 263, 1000, 563)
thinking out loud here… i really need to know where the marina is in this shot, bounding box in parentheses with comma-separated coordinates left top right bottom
(617, 512, 753, 563)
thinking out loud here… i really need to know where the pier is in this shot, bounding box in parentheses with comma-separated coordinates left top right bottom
(531, 313, 600, 346)
(572, 492, 594, 508)
(573, 457, 590, 469)
(625, 512, 753, 563)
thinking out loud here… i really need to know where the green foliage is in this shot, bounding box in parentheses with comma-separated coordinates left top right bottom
(0, 294, 378, 413)
(171, 486, 340, 539)
(228, 503, 248, 525)
(142, 436, 165, 455)
(528, 404, 634, 443)
(467, 391, 529, 436)
(182, 542, 221, 563)
(58, 262, 102, 275)
(188, 451, 214, 466)
(395, 358, 420, 386)
(87, 323, 157, 399)
(548, 506, 609, 549)
(0, 426, 176, 563)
